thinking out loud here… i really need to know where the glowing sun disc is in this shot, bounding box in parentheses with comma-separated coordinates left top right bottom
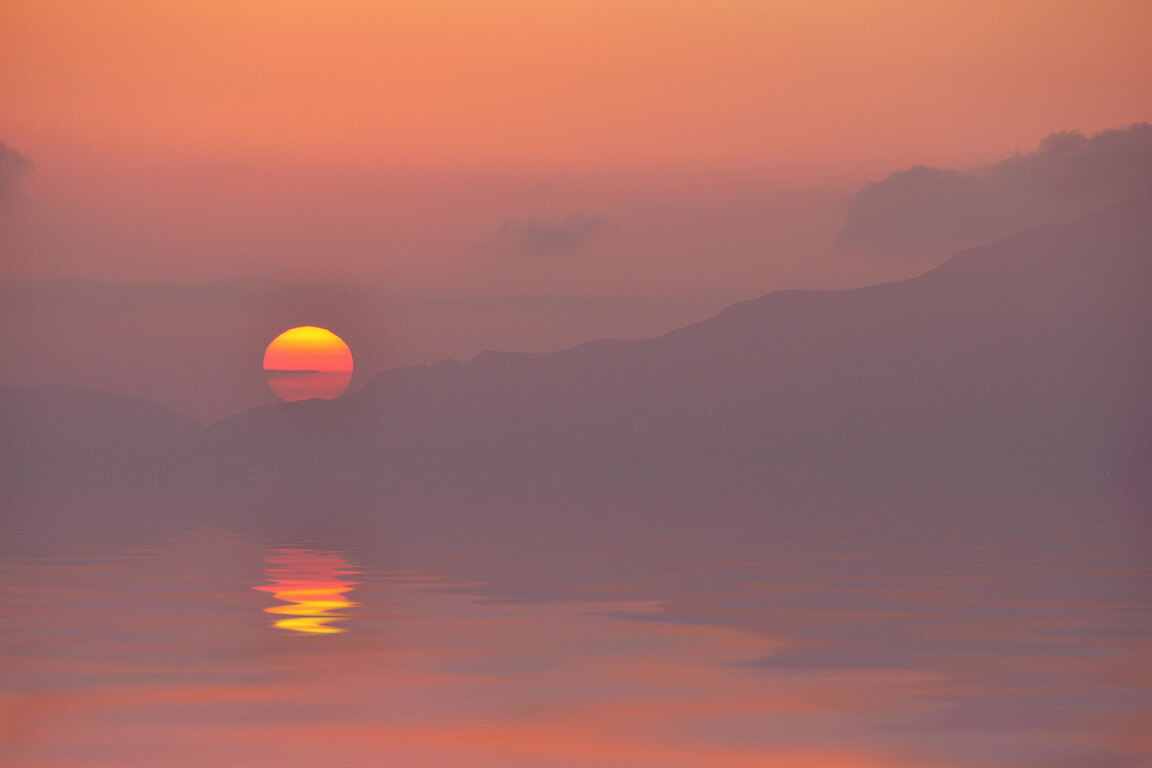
(263, 326, 353, 402)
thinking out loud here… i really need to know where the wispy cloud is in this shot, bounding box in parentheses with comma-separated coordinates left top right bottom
(499, 215, 606, 257)
(0, 143, 32, 203)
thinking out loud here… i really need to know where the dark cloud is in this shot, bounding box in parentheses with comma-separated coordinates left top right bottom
(838, 123, 1152, 253)
(0, 143, 33, 201)
(500, 214, 605, 257)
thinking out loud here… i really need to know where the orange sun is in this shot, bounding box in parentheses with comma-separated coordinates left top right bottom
(263, 326, 354, 402)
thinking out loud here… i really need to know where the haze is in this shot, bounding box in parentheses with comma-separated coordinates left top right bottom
(2, 0, 1150, 420)
(2, 5, 1151, 766)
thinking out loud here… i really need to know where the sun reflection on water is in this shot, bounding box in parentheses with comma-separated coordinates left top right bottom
(254, 548, 360, 634)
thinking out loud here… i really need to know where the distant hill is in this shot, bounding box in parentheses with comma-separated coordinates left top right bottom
(179, 195, 1151, 499)
(0, 385, 202, 487)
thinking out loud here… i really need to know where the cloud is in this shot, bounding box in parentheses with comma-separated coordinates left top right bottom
(0, 143, 32, 201)
(838, 123, 1152, 253)
(500, 214, 605, 257)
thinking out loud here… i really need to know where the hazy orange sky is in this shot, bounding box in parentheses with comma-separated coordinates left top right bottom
(2, 0, 1150, 418)
(4, 0, 1150, 174)
(3, 0, 1150, 286)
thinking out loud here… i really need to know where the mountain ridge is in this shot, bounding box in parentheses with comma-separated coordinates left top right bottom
(179, 195, 1151, 497)
(3, 196, 1146, 499)
(0, 384, 202, 487)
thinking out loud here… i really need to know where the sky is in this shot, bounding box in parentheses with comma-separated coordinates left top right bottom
(5, 1, 1150, 173)
(1, 0, 1150, 419)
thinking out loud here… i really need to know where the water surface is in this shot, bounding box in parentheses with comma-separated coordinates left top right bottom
(1, 498, 1149, 767)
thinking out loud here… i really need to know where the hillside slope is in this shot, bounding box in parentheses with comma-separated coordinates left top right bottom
(1, 385, 203, 487)
(128, 196, 1152, 496)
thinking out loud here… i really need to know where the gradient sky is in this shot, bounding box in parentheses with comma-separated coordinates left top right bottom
(5, 0, 1150, 173)
(4, 1, 1149, 284)
(2, 0, 1150, 418)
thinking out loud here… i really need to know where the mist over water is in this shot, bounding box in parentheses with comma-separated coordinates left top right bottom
(2, 493, 1149, 768)
(3, 0, 1150, 763)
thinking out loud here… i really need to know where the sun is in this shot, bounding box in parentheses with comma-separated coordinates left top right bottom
(263, 326, 354, 402)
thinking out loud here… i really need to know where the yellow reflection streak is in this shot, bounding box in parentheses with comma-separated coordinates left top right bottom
(254, 548, 361, 635)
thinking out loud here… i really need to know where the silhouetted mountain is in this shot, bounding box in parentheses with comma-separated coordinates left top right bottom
(181, 196, 1151, 499)
(0, 385, 202, 487)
